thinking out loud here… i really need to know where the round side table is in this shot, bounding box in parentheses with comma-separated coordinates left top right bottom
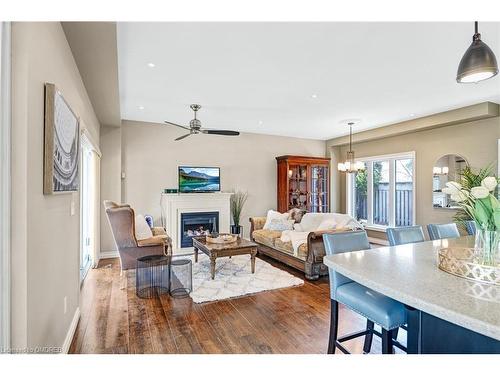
(136, 255, 170, 299)
(170, 258, 193, 298)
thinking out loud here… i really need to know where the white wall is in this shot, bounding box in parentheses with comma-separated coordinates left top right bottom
(99, 125, 122, 254)
(120, 120, 326, 239)
(11, 22, 100, 349)
(0, 21, 11, 350)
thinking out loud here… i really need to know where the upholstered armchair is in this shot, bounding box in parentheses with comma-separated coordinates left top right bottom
(103, 201, 172, 270)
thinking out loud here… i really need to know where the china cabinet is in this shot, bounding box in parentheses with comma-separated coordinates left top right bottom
(276, 155, 330, 213)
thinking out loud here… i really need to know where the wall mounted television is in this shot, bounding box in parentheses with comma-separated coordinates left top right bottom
(178, 167, 220, 193)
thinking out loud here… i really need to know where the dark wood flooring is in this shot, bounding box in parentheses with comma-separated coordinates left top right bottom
(69, 254, 405, 354)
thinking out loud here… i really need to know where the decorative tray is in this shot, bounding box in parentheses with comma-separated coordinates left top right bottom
(205, 234, 238, 244)
(438, 247, 500, 286)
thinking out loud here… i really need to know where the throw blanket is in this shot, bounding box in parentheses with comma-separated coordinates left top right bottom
(280, 217, 362, 257)
(280, 230, 310, 257)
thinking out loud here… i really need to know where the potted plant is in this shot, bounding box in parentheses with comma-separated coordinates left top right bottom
(442, 165, 500, 265)
(230, 190, 248, 237)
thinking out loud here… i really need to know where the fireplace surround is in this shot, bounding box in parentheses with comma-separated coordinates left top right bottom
(160, 192, 231, 254)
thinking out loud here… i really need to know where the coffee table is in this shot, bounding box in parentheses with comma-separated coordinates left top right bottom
(192, 236, 258, 280)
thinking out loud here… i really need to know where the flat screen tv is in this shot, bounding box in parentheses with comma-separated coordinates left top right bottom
(178, 167, 220, 193)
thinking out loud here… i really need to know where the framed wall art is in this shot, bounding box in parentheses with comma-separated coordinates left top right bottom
(43, 83, 80, 194)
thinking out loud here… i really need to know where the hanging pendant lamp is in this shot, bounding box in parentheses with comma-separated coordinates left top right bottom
(457, 21, 498, 83)
(337, 122, 365, 173)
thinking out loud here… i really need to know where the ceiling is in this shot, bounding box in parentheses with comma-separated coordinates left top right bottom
(117, 22, 500, 140)
(63, 22, 122, 127)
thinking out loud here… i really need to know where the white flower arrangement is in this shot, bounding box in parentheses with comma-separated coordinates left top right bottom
(442, 175, 500, 231)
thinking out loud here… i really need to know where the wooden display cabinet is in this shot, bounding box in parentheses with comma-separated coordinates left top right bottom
(276, 155, 330, 213)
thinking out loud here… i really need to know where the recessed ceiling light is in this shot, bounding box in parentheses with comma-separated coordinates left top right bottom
(409, 113, 415, 117)
(138, 106, 145, 110)
(311, 94, 318, 99)
(258, 120, 263, 125)
(147, 63, 155, 68)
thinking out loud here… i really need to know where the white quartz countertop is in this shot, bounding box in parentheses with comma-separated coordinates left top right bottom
(323, 236, 500, 341)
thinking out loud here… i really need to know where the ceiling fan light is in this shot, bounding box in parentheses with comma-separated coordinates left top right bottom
(457, 24, 499, 83)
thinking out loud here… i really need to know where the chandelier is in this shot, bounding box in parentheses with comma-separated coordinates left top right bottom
(337, 122, 365, 173)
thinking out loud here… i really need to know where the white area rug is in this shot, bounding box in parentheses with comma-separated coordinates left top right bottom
(174, 254, 304, 303)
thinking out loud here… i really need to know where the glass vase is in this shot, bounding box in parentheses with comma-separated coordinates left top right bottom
(474, 229, 500, 266)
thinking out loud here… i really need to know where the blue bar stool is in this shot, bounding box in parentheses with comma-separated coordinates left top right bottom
(464, 220, 476, 235)
(323, 231, 407, 354)
(427, 223, 460, 240)
(386, 226, 425, 246)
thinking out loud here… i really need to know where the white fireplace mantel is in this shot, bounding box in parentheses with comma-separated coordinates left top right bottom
(160, 192, 232, 253)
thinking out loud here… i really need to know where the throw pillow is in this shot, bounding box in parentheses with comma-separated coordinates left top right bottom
(287, 208, 306, 223)
(266, 218, 295, 231)
(317, 219, 337, 231)
(263, 210, 290, 230)
(135, 214, 153, 240)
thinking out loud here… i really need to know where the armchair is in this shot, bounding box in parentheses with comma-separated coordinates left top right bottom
(103, 201, 172, 270)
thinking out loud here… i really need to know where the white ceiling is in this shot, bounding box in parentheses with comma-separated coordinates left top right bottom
(117, 22, 500, 140)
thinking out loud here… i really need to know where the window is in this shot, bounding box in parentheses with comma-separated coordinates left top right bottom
(348, 152, 415, 229)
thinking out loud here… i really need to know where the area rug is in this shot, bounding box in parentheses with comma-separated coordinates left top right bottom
(175, 254, 304, 303)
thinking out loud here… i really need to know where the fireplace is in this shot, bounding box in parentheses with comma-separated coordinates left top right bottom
(180, 211, 219, 248)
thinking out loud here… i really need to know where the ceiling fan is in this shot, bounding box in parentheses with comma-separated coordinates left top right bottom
(164, 104, 240, 141)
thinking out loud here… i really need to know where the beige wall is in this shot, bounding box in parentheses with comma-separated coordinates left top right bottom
(329, 116, 500, 238)
(120, 120, 326, 239)
(99, 125, 122, 253)
(11, 22, 100, 349)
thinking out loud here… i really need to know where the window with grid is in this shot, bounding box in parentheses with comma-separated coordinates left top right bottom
(348, 153, 415, 228)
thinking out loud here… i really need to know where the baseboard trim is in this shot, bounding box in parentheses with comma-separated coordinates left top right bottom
(61, 307, 80, 354)
(100, 250, 119, 259)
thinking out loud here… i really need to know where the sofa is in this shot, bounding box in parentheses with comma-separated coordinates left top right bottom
(249, 212, 360, 280)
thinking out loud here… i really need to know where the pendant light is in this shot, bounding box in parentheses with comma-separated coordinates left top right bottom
(337, 122, 365, 173)
(457, 21, 498, 83)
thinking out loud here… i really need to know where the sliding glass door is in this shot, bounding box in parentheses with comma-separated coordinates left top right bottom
(80, 145, 93, 281)
(80, 132, 100, 283)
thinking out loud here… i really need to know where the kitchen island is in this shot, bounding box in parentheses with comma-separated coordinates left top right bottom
(323, 236, 500, 354)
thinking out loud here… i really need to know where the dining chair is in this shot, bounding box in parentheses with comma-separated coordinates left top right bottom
(464, 220, 477, 236)
(427, 223, 460, 240)
(386, 226, 425, 246)
(323, 231, 407, 354)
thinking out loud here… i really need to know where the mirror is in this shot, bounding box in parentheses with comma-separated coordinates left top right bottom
(432, 154, 467, 209)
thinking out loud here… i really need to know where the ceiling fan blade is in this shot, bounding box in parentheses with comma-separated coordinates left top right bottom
(175, 133, 192, 141)
(202, 129, 240, 136)
(164, 121, 190, 130)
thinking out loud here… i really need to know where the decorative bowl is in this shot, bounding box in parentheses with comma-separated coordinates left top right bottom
(438, 247, 500, 286)
(206, 234, 238, 244)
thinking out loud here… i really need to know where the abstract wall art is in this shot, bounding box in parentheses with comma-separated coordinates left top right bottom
(43, 83, 80, 194)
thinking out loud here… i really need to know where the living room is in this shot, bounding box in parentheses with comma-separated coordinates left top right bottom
(1, 1, 500, 373)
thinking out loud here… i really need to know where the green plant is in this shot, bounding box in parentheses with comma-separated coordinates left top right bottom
(230, 190, 248, 227)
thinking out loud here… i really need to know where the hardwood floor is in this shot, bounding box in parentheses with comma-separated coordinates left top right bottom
(69, 254, 405, 354)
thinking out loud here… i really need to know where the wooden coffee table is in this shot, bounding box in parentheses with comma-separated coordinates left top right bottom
(192, 236, 258, 280)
